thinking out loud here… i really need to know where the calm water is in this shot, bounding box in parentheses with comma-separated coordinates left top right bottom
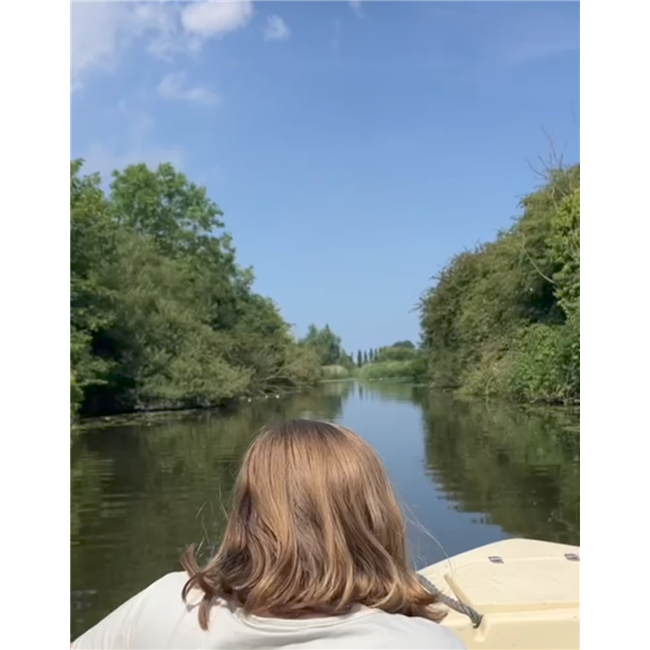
(71, 381, 580, 639)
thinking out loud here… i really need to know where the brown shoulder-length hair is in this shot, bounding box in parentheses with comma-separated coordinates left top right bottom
(181, 419, 446, 630)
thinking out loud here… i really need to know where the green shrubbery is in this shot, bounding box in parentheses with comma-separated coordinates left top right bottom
(356, 360, 414, 380)
(418, 165, 580, 404)
(321, 365, 352, 380)
(349, 339, 426, 382)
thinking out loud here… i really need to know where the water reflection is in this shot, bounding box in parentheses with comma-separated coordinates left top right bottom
(71, 381, 578, 639)
(414, 390, 579, 546)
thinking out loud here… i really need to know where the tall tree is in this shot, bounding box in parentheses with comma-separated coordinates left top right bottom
(71, 160, 321, 419)
(300, 324, 344, 366)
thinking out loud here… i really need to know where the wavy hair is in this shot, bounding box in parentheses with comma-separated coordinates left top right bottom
(181, 419, 445, 629)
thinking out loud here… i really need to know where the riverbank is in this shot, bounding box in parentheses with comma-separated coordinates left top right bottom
(75, 373, 581, 434)
(71, 386, 317, 432)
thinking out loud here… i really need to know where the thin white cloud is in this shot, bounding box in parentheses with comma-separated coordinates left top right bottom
(264, 16, 291, 42)
(71, 1, 256, 93)
(77, 103, 185, 183)
(431, 3, 578, 70)
(70, 2, 130, 92)
(134, 2, 185, 60)
(81, 143, 186, 185)
(489, 16, 578, 68)
(330, 20, 343, 54)
(349, 1, 363, 18)
(158, 71, 221, 107)
(499, 39, 578, 68)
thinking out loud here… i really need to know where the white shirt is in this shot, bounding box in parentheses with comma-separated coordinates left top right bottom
(72, 572, 466, 649)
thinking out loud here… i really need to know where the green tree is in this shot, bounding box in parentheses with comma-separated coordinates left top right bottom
(300, 324, 344, 366)
(418, 163, 580, 404)
(375, 346, 418, 363)
(70, 161, 119, 418)
(391, 340, 415, 349)
(548, 187, 580, 316)
(70, 160, 321, 419)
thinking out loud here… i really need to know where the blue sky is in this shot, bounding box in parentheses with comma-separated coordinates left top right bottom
(70, 1, 580, 354)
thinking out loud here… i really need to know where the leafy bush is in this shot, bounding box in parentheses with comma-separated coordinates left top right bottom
(356, 360, 418, 380)
(419, 164, 580, 404)
(321, 365, 351, 380)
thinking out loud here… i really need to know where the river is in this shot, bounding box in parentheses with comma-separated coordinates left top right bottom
(70, 380, 580, 639)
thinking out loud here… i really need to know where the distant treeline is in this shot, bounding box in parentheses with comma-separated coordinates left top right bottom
(418, 164, 580, 404)
(353, 341, 415, 367)
(71, 161, 337, 419)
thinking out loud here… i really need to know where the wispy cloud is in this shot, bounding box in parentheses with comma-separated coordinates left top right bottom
(82, 143, 186, 185)
(70, 2, 132, 93)
(78, 101, 185, 182)
(330, 20, 343, 54)
(71, 1, 255, 93)
(490, 21, 578, 68)
(427, 3, 578, 72)
(263, 16, 291, 42)
(158, 71, 220, 107)
(133, 2, 183, 60)
(349, 1, 363, 18)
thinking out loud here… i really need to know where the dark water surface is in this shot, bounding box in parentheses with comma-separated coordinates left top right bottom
(71, 381, 579, 638)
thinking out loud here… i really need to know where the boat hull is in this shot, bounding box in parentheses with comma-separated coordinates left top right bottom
(419, 538, 579, 650)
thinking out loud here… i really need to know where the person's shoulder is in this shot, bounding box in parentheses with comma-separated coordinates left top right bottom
(366, 611, 466, 649)
(152, 571, 189, 589)
(142, 571, 230, 611)
(138, 571, 187, 594)
(71, 573, 193, 650)
(407, 618, 466, 649)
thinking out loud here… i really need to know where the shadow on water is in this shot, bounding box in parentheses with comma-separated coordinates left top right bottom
(71, 380, 578, 639)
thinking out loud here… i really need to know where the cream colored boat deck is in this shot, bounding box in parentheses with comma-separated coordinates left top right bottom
(419, 538, 580, 650)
